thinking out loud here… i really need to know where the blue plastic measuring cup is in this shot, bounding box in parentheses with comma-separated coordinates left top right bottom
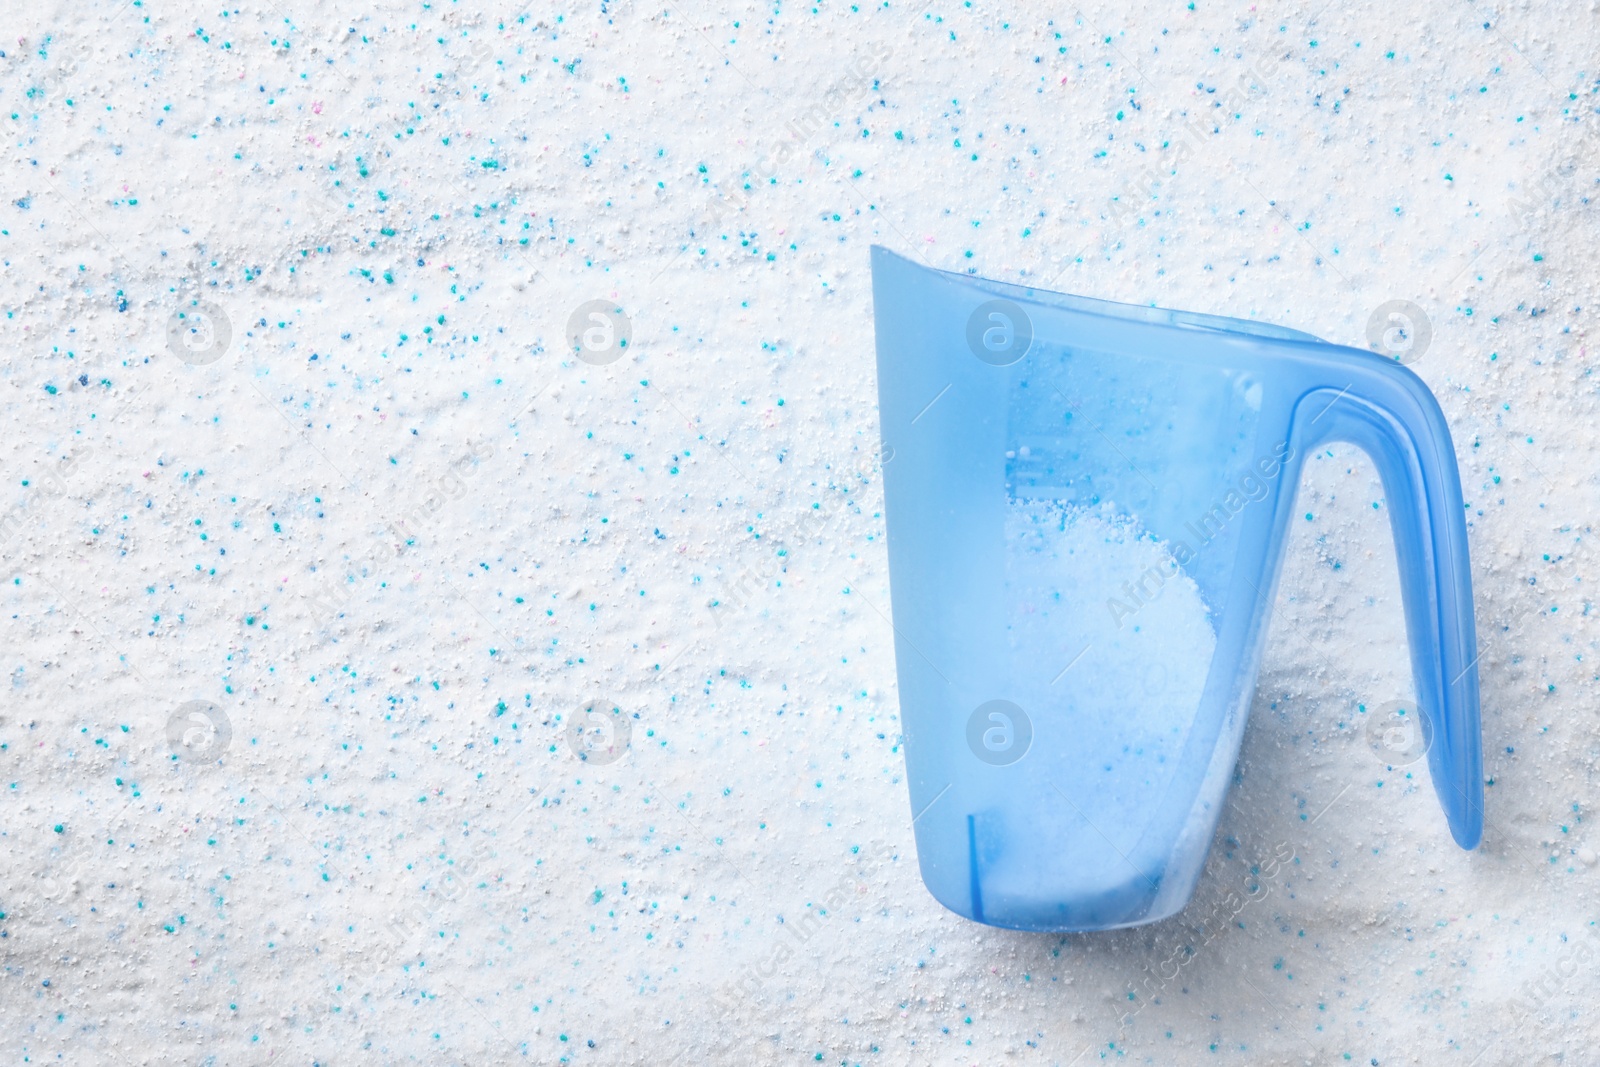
(871, 247, 1482, 932)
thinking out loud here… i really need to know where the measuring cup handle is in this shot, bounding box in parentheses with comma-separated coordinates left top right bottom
(1290, 358, 1484, 848)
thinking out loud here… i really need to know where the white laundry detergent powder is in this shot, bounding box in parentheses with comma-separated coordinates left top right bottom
(1002, 498, 1218, 835)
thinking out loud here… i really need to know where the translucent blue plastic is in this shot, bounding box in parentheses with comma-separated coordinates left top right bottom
(871, 247, 1483, 932)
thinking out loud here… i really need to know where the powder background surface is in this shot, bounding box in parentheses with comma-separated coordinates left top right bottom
(1, 2, 1595, 1064)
